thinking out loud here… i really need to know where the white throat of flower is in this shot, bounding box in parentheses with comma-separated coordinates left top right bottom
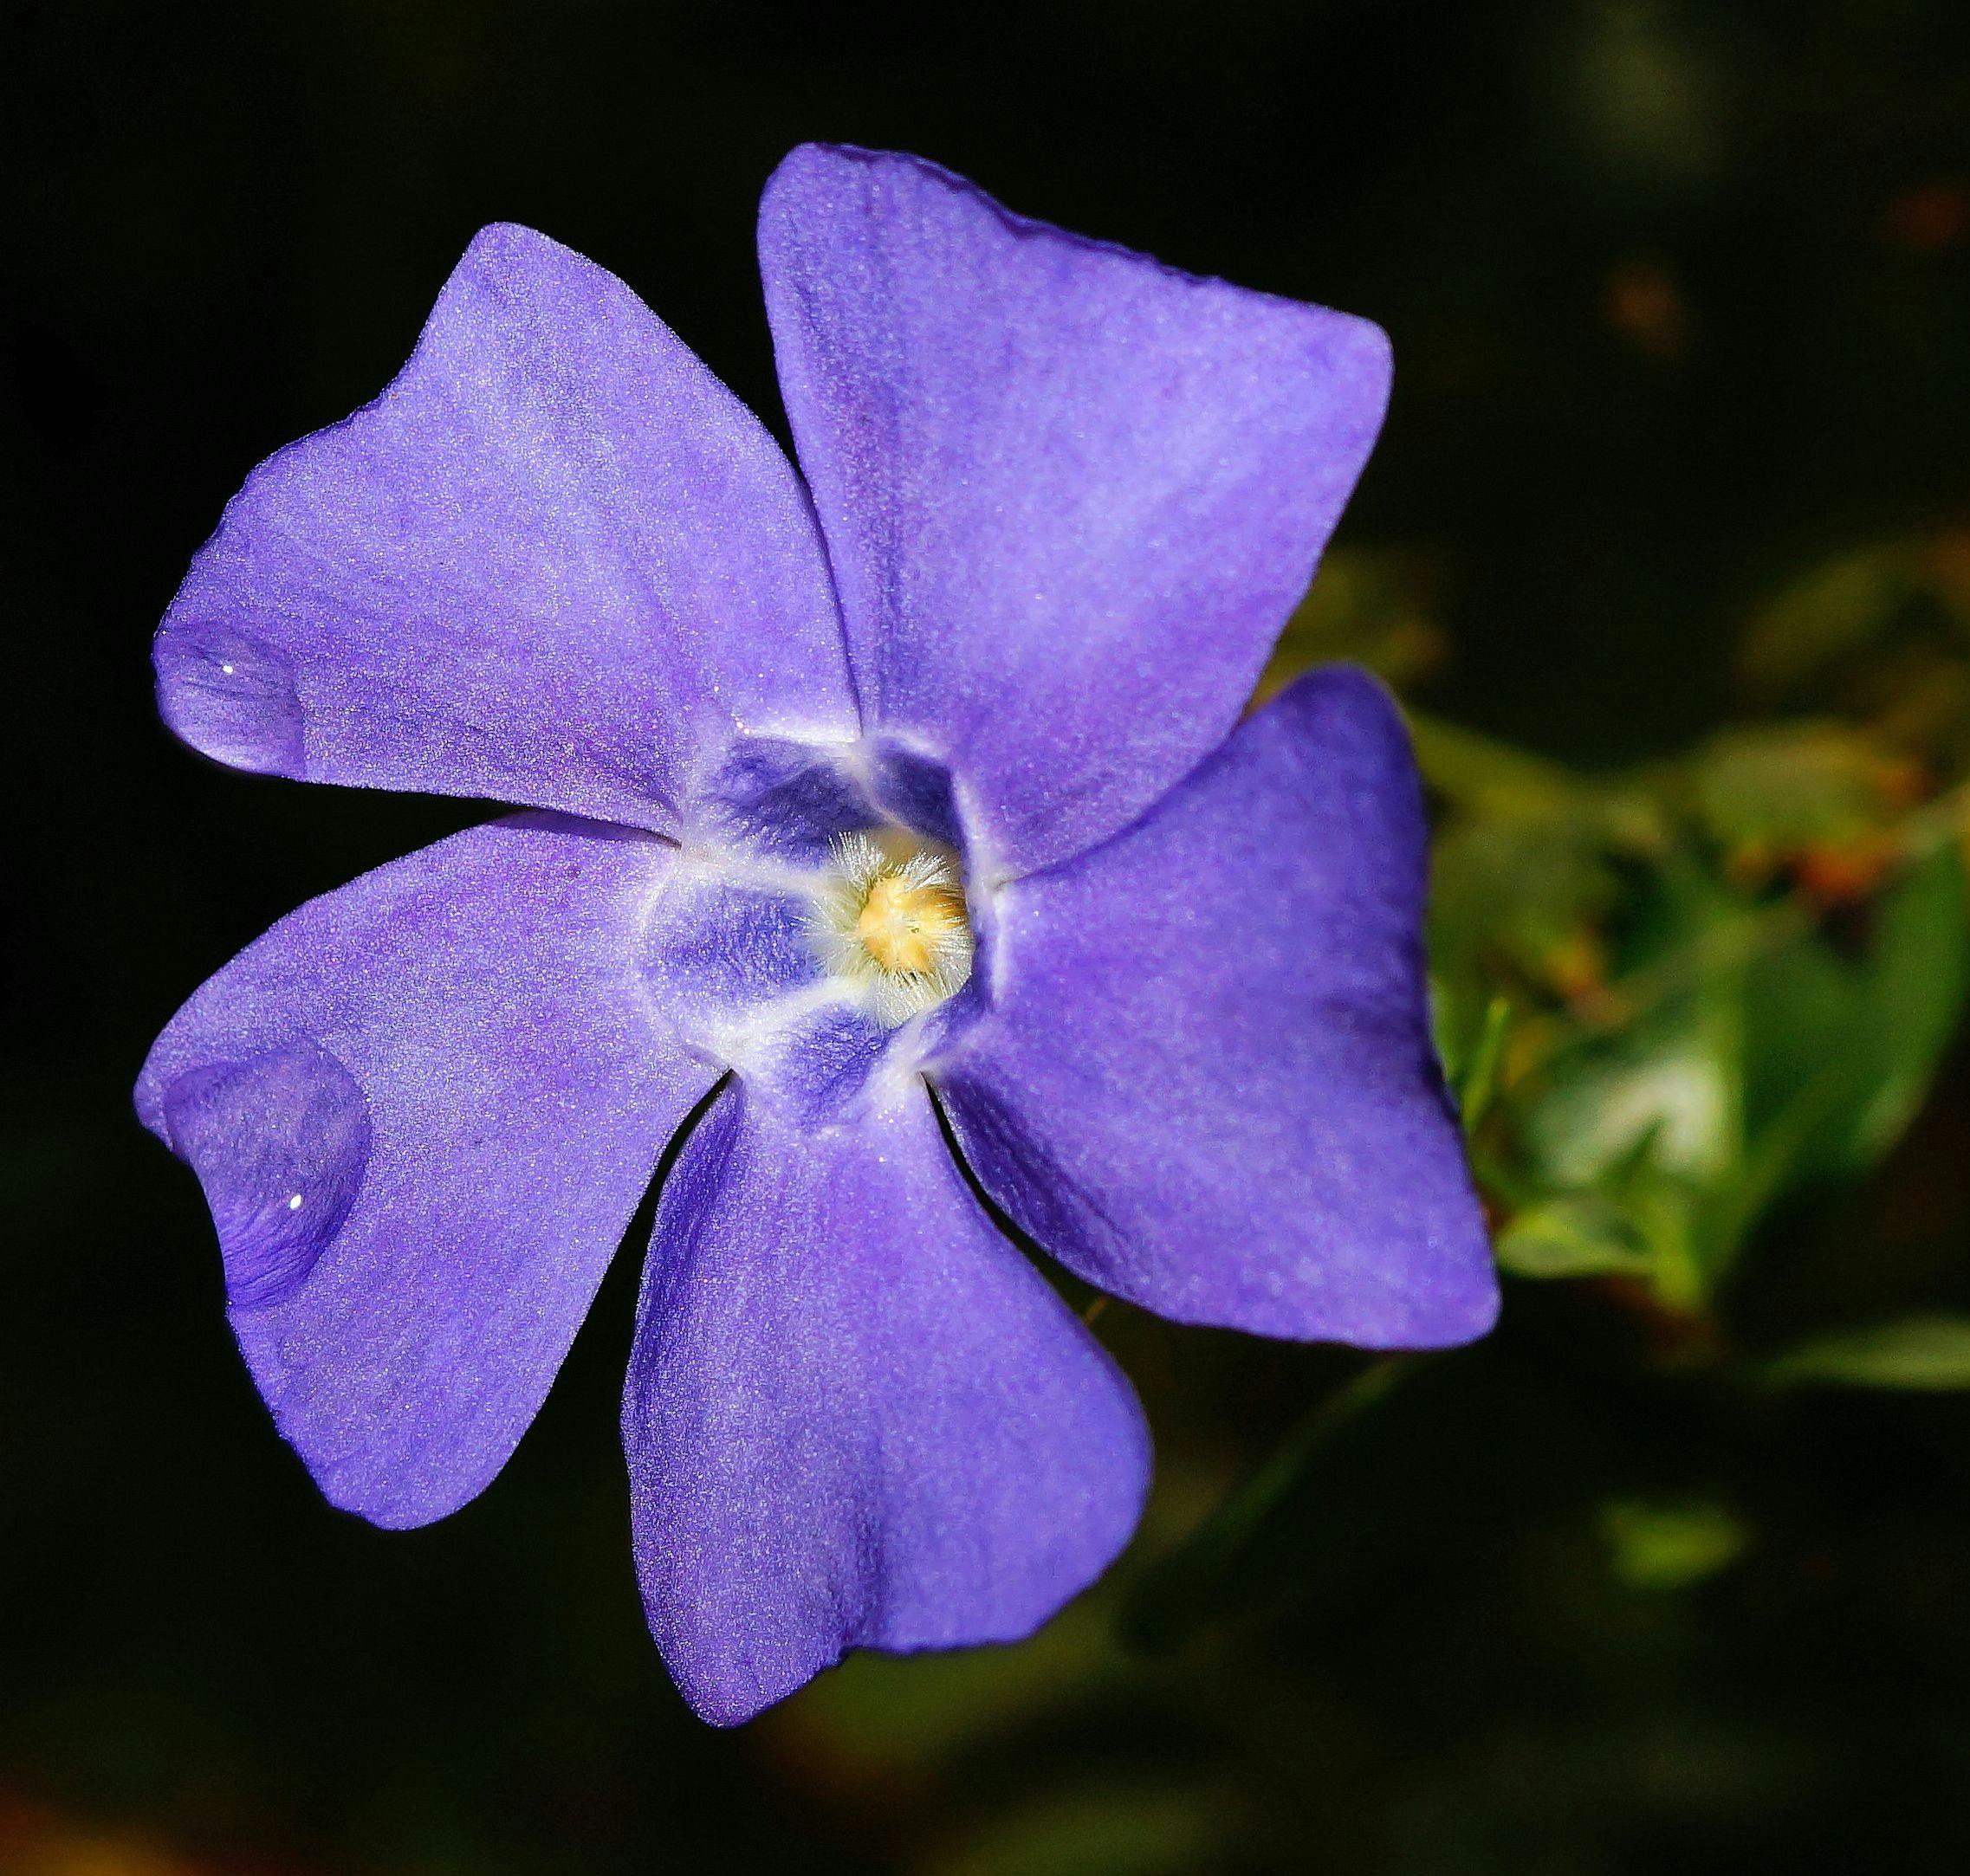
(810, 830, 975, 1026)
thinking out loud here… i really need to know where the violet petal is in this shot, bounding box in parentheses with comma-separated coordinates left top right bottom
(939, 668, 1498, 1348)
(156, 223, 855, 830)
(137, 814, 717, 1527)
(622, 1080, 1150, 1725)
(759, 143, 1391, 877)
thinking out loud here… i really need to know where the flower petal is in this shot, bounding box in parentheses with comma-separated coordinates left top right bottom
(156, 223, 855, 829)
(622, 1080, 1150, 1725)
(938, 669, 1498, 1347)
(137, 815, 717, 1527)
(758, 143, 1391, 877)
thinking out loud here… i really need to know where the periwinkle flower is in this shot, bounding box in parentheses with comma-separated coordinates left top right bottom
(138, 145, 1496, 1723)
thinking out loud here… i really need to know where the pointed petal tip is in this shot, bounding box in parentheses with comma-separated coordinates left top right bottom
(453, 219, 598, 285)
(305, 1441, 496, 1531)
(647, 1368, 1150, 1730)
(1280, 656, 1404, 715)
(1338, 304, 1394, 391)
(763, 138, 896, 187)
(669, 1640, 839, 1729)
(462, 217, 557, 253)
(1383, 1258, 1504, 1352)
(664, 1518, 1156, 1727)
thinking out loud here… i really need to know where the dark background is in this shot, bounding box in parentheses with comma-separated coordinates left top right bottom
(4, 3, 1970, 1873)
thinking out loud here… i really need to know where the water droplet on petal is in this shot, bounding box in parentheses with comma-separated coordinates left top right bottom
(161, 1038, 371, 1309)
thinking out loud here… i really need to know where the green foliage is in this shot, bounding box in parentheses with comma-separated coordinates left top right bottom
(1763, 1316, 1970, 1391)
(1689, 723, 1899, 855)
(1599, 1498, 1750, 1590)
(1738, 536, 1970, 700)
(1378, 536, 1970, 1329)
(1451, 993, 1512, 1134)
(1110, 533, 1970, 1812)
(1495, 1195, 1656, 1279)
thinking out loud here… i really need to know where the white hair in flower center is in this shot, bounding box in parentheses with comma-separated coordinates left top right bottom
(811, 830, 975, 1026)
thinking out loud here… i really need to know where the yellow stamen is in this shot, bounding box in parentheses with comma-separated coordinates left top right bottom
(810, 831, 976, 1025)
(855, 873, 970, 977)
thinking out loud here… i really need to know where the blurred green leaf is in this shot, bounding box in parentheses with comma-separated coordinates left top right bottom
(1512, 843, 1970, 1301)
(1764, 1316, 1970, 1391)
(1689, 722, 1897, 856)
(1843, 841, 1970, 1163)
(1738, 541, 1944, 694)
(1507, 859, 1779, 1301)
(1740, 844, 1970, 1200)
(1429, 974, 1469, 1090)
(1496, 1195, 1655, 1279)
(1600, 1498, 1749, 1590)
(1430, 813, 1623, 996)
(1457, 994, 1512, 1135)
(1528, 1036, 1734, 1190)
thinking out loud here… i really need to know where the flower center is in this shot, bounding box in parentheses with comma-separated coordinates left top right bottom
(855, 871, 969, 974)
(812, 831, 975, 1025)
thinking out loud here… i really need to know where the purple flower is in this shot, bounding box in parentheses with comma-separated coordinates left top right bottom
(137, 145, 1497, 1724)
